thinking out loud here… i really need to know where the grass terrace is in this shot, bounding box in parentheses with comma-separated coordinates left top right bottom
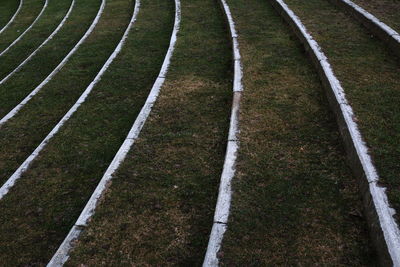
(0, 0, 20, 29)
(66, 0, 233, 265)
(0, 0, 101, 114)
(218, 0, 375, 265)
(352, 0, 400, 33)
(284, 0, 400, 235)
(0, 0, 127, 186)
(0, 0, 44, 51)
(0, 0, 175, 264)
(0, 0, 71, 79)
(0, 0, 399, 265)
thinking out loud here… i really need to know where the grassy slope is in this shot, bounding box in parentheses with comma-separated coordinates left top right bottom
(0, 0, 129, 186)
(0, 0, 71, 79)
(0, 0, 19, 29)
(285, 0, 400, 229)
(220, 0, 375, 265)
(0, 0, 101, 114)
(0, 0, 175, 265)
(0, 0, 43, 51)
(352, 0, 400, 33)
(66, 0, 232, 265)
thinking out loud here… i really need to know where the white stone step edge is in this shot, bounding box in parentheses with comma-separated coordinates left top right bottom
(203, 0, 243, 266)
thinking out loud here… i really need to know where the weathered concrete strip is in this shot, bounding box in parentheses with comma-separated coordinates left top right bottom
(328, 0, 400, 58)
(46, 0, 181, 265)
(203, 0, 243, 266)
(0, 0, 48, 57)
(0, 0, 75, 85)
(0, 0, 23, 34)
(269, 0, 400, 265)
(0, 0, 105, 127)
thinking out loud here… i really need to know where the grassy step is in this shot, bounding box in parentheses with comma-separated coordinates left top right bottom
(64, 0, 233, 265)
(0, 0, 174, 264)
(284, 0, 400, 241)
(352, 0, 400, 33)
(0, 0, 20, 29)
(0, 0, 128, 187)
(0, 0, 72, 79)
(0, 0, 100, 113)
(218, 0, 375, 265)
(0, 0, 44, 52)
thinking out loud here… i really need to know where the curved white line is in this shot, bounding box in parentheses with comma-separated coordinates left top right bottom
(0, 0, 48, 57)
(272, 0, 400, 265)
(340, 0, 400, 43)
(0, 0, 106, 127)
(0, 0, 23, 35)
(0, 0, 75, 85)
(203, 0, 243, 266)
(47, 0, 180, 265)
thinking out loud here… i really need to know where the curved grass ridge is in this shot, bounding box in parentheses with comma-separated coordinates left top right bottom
(47, 0, 181, 265)
(271, 0, 400, 265)
(0, 0, 106, 127)
(203, 0, 243, 266)
(0, 0, 75, 85)
(0, 0, 23, 34)
(0, 0, 48, 57)
(329, 0, 400, 57)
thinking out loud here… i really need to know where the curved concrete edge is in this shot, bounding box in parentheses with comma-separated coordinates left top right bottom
(0, 0, 23, 34)
(328, 0, 400, 58)
(0, 0, 75, 85)
(269, 0, 400, 265)
(0, 0, 137, 200)
(0, 0, 106, 127)
(47, 0, 181, 265)
(204, 223, 227, 267)
(203, 0, 243, 266)
(0, 0, 48, 57)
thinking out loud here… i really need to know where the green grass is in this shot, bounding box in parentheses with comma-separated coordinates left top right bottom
(64, 0, 233, 265)
(352, 0, 400, 33)
(218, 0, 375, 265)
(0, 0, 71, 79)
(0, 0, 131, 186)
(0, 0, 391, 264)
(0, 0, 19, 29)
(285, 0, 400, 233)
(0, 0, 101, 114)
(0, 0, 43, 51)
(0, 0, 175, 264)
